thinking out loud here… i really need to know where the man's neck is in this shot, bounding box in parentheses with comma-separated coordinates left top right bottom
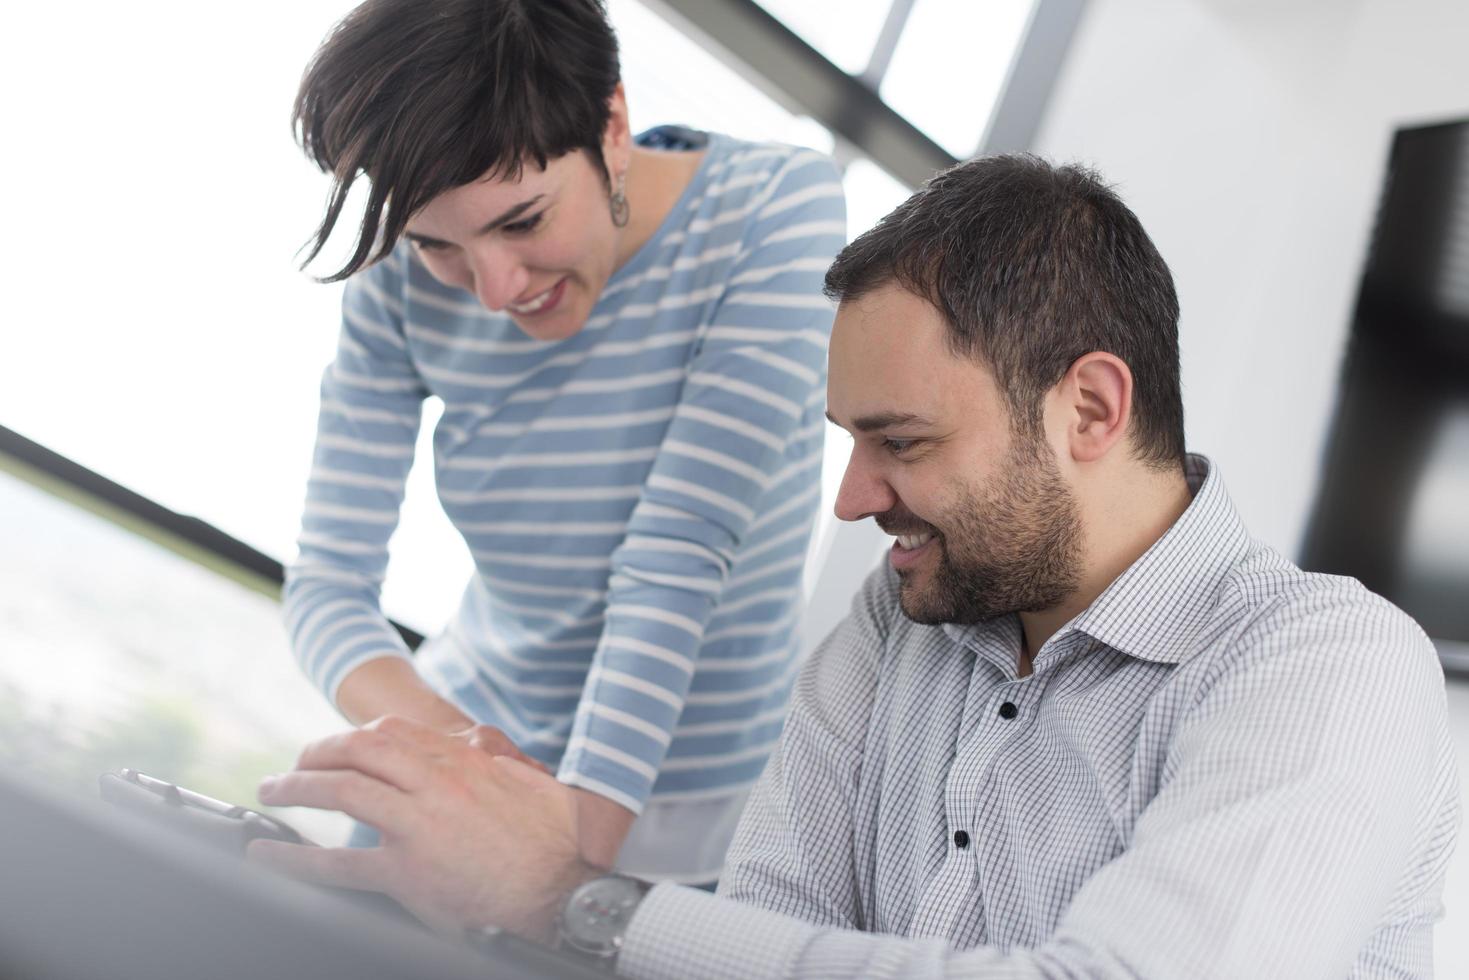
(1016, 463, 1193, 675)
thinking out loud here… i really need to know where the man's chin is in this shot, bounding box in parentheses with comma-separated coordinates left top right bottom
(896, 579, 952, 626)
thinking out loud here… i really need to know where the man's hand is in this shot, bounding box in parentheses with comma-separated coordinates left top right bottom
(451, 722, 552, 775)
(246, 716, 600, 941)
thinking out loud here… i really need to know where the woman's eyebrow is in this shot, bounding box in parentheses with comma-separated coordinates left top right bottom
(472, 194, 546, 234)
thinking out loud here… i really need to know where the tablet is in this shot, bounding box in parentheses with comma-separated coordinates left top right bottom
(99, 768, 311, 853)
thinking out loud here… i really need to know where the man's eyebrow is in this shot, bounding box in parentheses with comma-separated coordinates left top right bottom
(403, 194, 546, 247)
(825, 410, 935, 433)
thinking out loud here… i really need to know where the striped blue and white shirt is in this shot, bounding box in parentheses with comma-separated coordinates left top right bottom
(284, 131, 846, 878)
(621, 455, 1461, 977)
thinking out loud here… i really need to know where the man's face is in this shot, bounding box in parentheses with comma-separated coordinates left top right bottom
(826, 283, 1083, 624)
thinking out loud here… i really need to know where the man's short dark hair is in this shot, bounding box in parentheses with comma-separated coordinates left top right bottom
(825, 155, 1185, 469)
(294, 0, 622, 282)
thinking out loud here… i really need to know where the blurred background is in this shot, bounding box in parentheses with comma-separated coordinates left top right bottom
(0, 0, 1466, 971)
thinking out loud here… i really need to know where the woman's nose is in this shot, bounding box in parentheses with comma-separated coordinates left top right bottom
(469, 246, 529, 312)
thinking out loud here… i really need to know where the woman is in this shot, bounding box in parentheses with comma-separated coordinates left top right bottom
(283, 0, 844, 883)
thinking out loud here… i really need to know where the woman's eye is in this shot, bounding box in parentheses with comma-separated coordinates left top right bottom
(502, 212, 543, 235)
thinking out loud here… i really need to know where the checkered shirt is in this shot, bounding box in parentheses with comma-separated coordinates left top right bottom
(618, 455, 1460, 978)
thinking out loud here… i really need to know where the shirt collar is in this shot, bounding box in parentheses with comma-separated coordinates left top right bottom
(1064, 453, 1252, 665)
(941, 454, 1252, 669)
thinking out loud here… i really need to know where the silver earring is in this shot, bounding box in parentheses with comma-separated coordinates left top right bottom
(609, 172, 630, 228)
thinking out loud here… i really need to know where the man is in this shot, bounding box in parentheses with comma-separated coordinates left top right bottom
(250, 156, 1460, 978)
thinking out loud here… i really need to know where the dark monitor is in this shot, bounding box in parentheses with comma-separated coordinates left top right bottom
(0, 769, 599, 980)
(1302, 118, 1469, 673)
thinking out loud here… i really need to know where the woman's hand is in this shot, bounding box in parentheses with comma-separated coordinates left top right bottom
(247, 716, 598, 941)
(570, 788, 637, 868)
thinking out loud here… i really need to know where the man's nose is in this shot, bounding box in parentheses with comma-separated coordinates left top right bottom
(833, 450, 897, 523)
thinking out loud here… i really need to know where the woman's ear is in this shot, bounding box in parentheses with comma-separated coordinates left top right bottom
(1053, 351, 1134, 464)
(601, 83, 632, 177)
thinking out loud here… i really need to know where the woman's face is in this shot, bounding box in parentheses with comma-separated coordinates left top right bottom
(403, 146, 625, 341)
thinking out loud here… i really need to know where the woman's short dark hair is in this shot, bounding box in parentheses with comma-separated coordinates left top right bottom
(294, 0, 621, 282)
(824, 154, 1186, 469)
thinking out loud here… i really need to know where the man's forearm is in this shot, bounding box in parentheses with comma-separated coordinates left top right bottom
(619, 883, 1016, 980)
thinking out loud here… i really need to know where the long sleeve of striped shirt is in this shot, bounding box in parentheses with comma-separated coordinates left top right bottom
(558, 151, 845, 811)
(284, 255, 427, 697)
(617, 456, 1460, 978)
(284, 134, 846, 836)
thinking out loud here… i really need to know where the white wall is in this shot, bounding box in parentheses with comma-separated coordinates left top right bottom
(805, 0, 1469, 654)
(1031, 3, 1469, 970)
(1031, 0, 1469, 556)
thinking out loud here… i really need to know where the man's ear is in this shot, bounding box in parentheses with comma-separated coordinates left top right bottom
(601, 83, 632, 177)
(1052, 352, 1133, 464)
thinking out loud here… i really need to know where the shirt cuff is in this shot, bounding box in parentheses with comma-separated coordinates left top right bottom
(617, 883, 813, 980)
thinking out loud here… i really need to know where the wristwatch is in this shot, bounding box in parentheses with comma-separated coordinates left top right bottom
(556, 872, 653, 969)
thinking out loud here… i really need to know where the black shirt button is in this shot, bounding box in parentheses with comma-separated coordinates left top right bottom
(998, 701, 1018, 720)
(953, 830, 970, 849)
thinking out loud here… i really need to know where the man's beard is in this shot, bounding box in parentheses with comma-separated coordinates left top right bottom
(888, 439, 1084, 626)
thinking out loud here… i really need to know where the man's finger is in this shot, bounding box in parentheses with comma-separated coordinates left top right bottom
(246, 839, 388, 893)
(294, 726, 437, 792)
(258, 769, 412, 836)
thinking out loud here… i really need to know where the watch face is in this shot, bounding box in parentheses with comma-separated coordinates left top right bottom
(563, 875, 646, 954)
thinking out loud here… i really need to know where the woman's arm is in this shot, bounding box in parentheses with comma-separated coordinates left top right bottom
(334, 657, 473, 732)
(284, 246, 434, 711)
(337, 663, 630, 867)
(556, 146, 848, 834)
(571, 788, 637, 869)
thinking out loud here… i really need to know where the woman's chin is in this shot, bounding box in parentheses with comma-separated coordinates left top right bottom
(512, 312, 586, 342)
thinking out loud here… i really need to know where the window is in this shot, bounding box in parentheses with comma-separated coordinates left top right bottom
(753, 0, 895, 75)
(0, 464, 352, 843)
(881, 0, 1037, 157)
(2, 0, 937, 637)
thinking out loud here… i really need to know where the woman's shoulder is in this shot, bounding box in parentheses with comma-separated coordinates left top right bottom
(620, 128, 845, 288)
(670, 131, 842, 245)
(698, 130, 840, 192)
(636, 125, 837, 192)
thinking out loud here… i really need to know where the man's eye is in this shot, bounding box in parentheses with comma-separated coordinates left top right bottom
(412, 239, 451, 253)
(503, 212, 543, 235)
(883, 438, 915, 456)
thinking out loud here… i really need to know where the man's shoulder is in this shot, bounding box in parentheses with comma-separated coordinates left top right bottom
(1228, 546, 1428, 642)
(817, 561, 904, 661)
(1194, 543, 1440, 693)
(801, 561, 963, 702)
